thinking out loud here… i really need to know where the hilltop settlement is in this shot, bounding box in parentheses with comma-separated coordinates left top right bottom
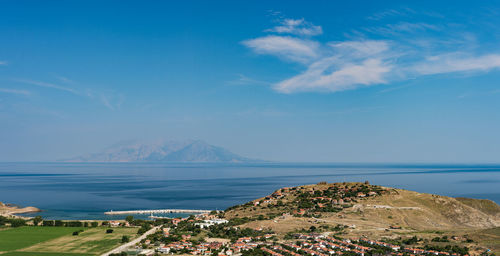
(1, 182, 500, 256)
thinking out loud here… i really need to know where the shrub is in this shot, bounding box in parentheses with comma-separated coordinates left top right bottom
(122, 235, 130, 243)
(106, 229, 114, 233)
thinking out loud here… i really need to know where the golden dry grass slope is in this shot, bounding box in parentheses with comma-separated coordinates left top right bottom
(224, 182, 500, 253)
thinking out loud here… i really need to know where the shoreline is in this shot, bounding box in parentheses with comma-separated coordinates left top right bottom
(0, 202, 41, 219)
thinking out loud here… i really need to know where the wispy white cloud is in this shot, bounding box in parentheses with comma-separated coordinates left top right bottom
(227, 74, 270, 86)
(0, 61, 7, 66)
(363, 22, 441, 36)
(55, 75, 75, 84)
(242, 35, 319, 63)
(14, 79, 79, 95)
(265, 18, 323, 36)
(414, 53, 500, 75)
(329, 40, 391, 58)
(100, 94, 114, 110)
(275, 58, 392, 93)
(0, 88, 31, 96)
(13, 77, 124, 110)
(99, 93, 125, 111)
(243, 13, 500, 93)
(366, 8, 416, 21)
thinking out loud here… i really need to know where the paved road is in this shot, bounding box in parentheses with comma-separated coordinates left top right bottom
(101, 226, 160, 256)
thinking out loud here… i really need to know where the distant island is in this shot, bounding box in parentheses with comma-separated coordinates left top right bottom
(62, 139, 260, 163)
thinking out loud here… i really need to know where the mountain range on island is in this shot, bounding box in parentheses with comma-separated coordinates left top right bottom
(63, 139, 258, 163)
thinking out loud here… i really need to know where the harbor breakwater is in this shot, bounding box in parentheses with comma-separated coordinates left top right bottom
(104, 209, 212, 215)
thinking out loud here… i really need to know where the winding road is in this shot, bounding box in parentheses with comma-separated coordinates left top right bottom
(101, 226, 160, 256)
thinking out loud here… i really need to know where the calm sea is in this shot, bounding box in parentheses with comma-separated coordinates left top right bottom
(0, 162, 499, 220)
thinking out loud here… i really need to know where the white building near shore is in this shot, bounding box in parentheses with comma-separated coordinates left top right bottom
(195, 218, 228, 228)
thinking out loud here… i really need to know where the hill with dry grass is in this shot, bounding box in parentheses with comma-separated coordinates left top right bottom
(223, 182, 500, 254)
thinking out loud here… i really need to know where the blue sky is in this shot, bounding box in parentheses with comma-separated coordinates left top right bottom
(1, 0, 500, 162)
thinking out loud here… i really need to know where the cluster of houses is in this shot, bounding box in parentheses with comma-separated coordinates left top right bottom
(251, 183, 386, 212)
(292, 234, 373, 256)
(271, 234, 469, 256)
(154, 234, 275, 255)
(359, 238, 466, 256)
(147, 231, 470, 256)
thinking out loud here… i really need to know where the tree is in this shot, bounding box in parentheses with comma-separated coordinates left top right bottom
(125, 215, 134, 223)
(43, 220, 54, 226)
(10, 219, 26, 227)
(32, 216, 43, 226)
(309, 225, 317, 232)
(0, 216, 7, 226)
(91, 221, 99, 227)
(121, 235, 130, 243)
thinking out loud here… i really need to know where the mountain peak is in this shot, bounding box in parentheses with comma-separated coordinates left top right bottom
(63, 139, 257, 163)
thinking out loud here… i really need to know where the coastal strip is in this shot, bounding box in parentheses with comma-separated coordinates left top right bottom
(104, 209, 212, 215)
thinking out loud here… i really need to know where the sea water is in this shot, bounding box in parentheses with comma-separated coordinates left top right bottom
(0, 162, 499, 220)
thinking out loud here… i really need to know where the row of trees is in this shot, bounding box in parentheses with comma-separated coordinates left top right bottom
(0, 216, 26, 227)
(41, 220, 99, 227)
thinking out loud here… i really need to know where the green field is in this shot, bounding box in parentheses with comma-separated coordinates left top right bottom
(0, 226, 139, 256)
(0, 226, 79, 251)
(0, 252, 94, 256)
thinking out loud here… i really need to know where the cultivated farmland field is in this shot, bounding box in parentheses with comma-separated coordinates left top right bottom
(0, 226, 139, 256)
(0, 226, 77, 252)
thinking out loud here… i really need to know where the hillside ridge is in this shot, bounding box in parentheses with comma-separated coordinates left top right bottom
(224, 182, 500, 232)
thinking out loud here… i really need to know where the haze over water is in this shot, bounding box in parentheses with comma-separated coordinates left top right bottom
(1, 162, 499, 220)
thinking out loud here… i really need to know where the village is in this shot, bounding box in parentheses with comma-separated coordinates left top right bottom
(112, 210, 471, 256)
(113, 217, 471, 256)
(225, 182, 390, 218)
(103, 183, 477, 256)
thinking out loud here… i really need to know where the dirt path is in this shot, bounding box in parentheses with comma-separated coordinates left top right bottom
(101, 226, 160, 256)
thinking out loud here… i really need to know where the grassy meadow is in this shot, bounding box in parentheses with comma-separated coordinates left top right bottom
(0, 226, 139, 256)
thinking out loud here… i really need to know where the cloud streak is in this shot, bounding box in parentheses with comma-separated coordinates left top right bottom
(414, 53, 500, 75)
(227, 74, 270, 86)
(0, 88, 31, 96)
(275, 58, 392, 93)
(13, 77, 124, 110)
(243, 15, 500, 93)
(242, 35, 319, 63)
(265, 18, 323, 36)
(14, 79, 79, 95)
